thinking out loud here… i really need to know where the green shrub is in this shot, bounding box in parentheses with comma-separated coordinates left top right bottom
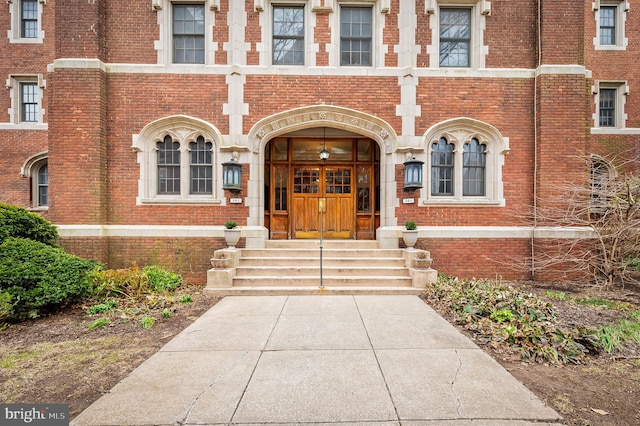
(0, 203, 58, 246)
(0, 238, 100, 321)
(143, 265, 182, 292)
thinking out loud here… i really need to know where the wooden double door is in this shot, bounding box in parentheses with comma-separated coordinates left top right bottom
(265, 137, 379, 240)
(291, 166, 353, 239)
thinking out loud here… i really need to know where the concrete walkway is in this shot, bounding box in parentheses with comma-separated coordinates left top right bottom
(72, 295, 562, 425)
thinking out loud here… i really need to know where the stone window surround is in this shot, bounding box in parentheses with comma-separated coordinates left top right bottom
(425, 0, 490, 69)
(132, 115, 225, 205)
(20, 151, 48, 210)
(152, 0, 219, 65)
(255, 0, 390, 69)
(4, 74, 46, 127)
(421, 117, 508, 206)
(592, 80, 629, 131)
(592, 0, 630, 50)
(6, 0, 45, 43)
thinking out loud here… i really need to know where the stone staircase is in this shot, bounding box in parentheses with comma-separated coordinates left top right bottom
(204, 240, 436, 296)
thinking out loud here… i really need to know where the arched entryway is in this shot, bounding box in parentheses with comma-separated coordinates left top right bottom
(247, 105, 397, 240)
(264, 131, 380, 239)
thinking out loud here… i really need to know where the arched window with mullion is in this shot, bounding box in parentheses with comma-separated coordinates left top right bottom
(463, 138, 486, 196)
(189, 136, 213, 194)
(431, 137, 454, 196)
(157, 136, 181, 194)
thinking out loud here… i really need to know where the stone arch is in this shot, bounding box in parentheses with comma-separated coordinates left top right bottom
(248, 105, 397, 154)
(133, 114, 224, 150)
(423, 117, 509, 153)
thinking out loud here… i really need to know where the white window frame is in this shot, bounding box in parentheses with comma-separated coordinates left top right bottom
(592, 80, 629, 131)
(425, 0, 490, 69)
(152, 0, 218, 66)
(4, 74, 46, 128)
(422, 117, 508, 206)
(7, 0, 45, 44)
(257, 2, 315, 67)
(132, 115, 224, 205)
(593, 0, 629, 50)
(21, 151, 48, 210)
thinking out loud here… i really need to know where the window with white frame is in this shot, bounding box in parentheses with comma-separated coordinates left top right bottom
(593, 0, 629, 50)
(423, 117, 507, 205)
(593, 81, 628, 130)
(21, 152, 48, 209)
(152, 0, 217, 65)
(273, 5, 305, 65)
(7, 0, 44, 43)
(425, 0, 490, 69)
(173, 4, 205, 63)
(132, 115, 221, 204)
(340, 6, 372, 66)
(6, 75, 45, 126)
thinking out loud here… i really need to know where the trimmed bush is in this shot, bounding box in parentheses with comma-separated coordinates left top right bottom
(143, 265, 182, 292)
(0, 238, 101, 321)
(0, 203, 58, 246)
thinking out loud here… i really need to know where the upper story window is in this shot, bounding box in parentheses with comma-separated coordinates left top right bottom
(173, 4, 205, 63)
(592, 81, 628, 131)
(273, 5, 305, 65)
(593, 0, 629, 50)
(133, 115, 222, 205)
(7, 0, 44, 43)
(21, 0, 38, 38)
(439, 8, 471, 67)
(423, 117, 508, 206)
(425, 1, 489, 69)
(5, 75, 46, 127)
(340, 6, 372, 66)
(20, 82, 38, 122)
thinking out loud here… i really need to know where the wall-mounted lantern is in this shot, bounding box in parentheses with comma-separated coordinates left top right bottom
(222, 152, 242, 193)
(403, 153, 424, 191)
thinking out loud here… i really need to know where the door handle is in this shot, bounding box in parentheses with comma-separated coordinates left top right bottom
(319, 198, 326, 213)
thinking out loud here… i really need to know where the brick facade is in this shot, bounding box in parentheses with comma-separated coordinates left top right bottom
(2, 1, 639, 284)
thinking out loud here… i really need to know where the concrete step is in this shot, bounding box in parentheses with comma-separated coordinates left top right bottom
(265, 240, 380, 249)
(203, 286, 423, 296)
(231, 276, 414, 287)
(240, 248, 405, 258)
(238, 257, 407, 267)
(234, 265, 411, 277)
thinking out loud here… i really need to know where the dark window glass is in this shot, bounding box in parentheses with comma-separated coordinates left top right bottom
(273, 6, 304, 65)
(599, 88, 616, 127)
(21, 0, 38, 38)
(37, 163, 48, 206)
(189, 136, 213, 194)
(173, 4, 205, 64)
(600, 6, 616, 45)
(157, 135, 181, 194)
(431, 137, 454, 196)
(463, 138, 486, 196)
(20, 82, 38, 122)
(439, 8, 471, 67)
(590, 158, 609, 212)
(340, 7, 372, 66)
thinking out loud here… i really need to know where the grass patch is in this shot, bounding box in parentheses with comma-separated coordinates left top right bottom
(544, 291, 633, 311)
(0, 350, 40, 369)
(595, 312, 640, 353)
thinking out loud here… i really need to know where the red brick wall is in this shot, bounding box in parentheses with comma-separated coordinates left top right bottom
(104, 0, 158, 63)
(55, 0, 107, 60)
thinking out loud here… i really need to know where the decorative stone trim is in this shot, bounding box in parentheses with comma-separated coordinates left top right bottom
(249, 105, 397, 154)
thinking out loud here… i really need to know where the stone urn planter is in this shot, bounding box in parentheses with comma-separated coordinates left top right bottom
(223, 220, 241, 249)
(402, 220, 419, 250)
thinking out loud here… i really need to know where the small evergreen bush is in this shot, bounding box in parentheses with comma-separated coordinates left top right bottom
(0, 238, 100, 321)
(0, 203, 58, 246)
(143, 265, 182, 292)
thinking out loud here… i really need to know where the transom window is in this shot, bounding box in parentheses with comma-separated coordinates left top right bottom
(439, 8, 471, 67)
(273, 6, 304, 65)
(340, 7, 372, 66)
(173, 4, 205, 64)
